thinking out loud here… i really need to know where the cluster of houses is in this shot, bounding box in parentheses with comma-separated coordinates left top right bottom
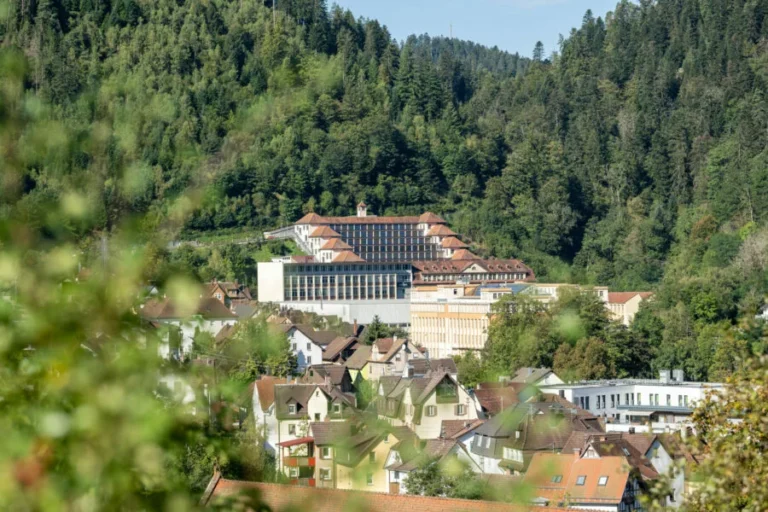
(136, 273, 717, 511)
(249, 320, 704, 511)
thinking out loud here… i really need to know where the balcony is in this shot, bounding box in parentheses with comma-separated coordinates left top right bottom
(289, 478, 316, 487)
(284, 456, 316, 467)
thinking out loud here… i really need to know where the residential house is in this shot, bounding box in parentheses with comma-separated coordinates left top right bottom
(385, 437, 482, 494)
(251, 376, 288, 455)
(376, 370, 480, 439)
(368, 337, 425, 380)
(206, 280, 253, 307)
(310, 422, 414, 493)
(273, 384, 356, 471)
(300, 364, 355, 394)
(563, 432, 681, 508)
(343, 345, 372, 384)
(140, 297, 237, 360)
(524, 451, 646, 512)
(470, 399, 603, 475)
(606, 292, 653, 326)
(280, 324, 339, 371)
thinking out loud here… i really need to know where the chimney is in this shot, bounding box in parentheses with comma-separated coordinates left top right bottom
(352, 319, 358, 334)
(659, 370, 671, 383)
(357, 201, 367, 217)
(628, 427, 636, 434)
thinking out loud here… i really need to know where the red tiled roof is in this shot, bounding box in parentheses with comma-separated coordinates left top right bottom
(412, 258, 535, 280)
(607, 292, 653, 304)
(320, 238, 352, 250)
(296, 212, 325, 224)
(332, 252, 364, 262)
(426, 224, 457, 236)
(309, 226, 342, 238)
(277, 436, 314, 447)
(451, 249, 478, 260)
(441, 419, 486, 439)
(201, 476, 583, 511)
(296, 213, 432, 225)
(524, 452, 631, 505)
(474, 387, 520, 415)
(441, 236, 469, 249)
(290, 255, 315, 263)
(418, 212, 447, 224)
(253, 376, 288, 412)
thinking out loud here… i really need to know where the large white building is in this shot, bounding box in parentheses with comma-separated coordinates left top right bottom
(539, 370, 724, 434)
(258, 206, 503, 325)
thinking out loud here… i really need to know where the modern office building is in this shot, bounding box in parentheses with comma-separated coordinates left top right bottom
(539, 370, 724, 434)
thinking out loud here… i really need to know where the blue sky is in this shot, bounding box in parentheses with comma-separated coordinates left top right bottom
(331, 0, 621, 57)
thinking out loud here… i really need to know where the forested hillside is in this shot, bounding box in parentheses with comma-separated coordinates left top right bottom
(3, 0, 768, 378)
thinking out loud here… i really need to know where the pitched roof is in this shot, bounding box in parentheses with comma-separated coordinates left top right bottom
(408, 358, 458, 377)
(524, 452, 630, 506)
(440, 236, 469, 249)
(309, 226, 342, 238)
(510, 367, 554, 384)
(320, 238, 352, 250)
(418, 212, 446, 224)
(412, 258, 534, 279)
(332, 251, 365, 262)
(201, 476, 578, 511)
(311, 421, 355, 445)
(273, 384, 321, 418)
(301, 364, 349, 386)
(322, 336, 358, 362)
(426, 225, 457, 237)
(343, 345, 372, 370)
(288, 324, 340, 346)
(451, 249, 479, 260)
(607, 291, 654, 304)
(474, 386, 521, 415)
(140, 297, 237, 320)
(253, 376, 288, 412)
(373, 338, 395, 354)
(441, 419, 486, 439)
(295, 212, 325, 224)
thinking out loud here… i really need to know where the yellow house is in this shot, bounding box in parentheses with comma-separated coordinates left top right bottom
(312, 421, 413, 494)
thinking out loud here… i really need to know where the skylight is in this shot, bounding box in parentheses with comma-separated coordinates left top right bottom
(551, 475, 563, 483)
(598, 476, 609, 486)
(576, 475, 586, 486)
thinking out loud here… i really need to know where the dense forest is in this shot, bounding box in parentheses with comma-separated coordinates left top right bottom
(2, 0, 768, 381)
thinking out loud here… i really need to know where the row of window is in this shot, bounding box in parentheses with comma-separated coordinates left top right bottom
(424, 404, 466, 416)
(288, 264, 411, 273)
(584, 392, 691, 410)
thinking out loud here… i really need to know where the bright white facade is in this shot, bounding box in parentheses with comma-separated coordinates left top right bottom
(540, 370, 724, 433)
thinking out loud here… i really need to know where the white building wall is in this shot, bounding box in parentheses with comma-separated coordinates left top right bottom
(287, 329, 324, 371)
(252, 388, 280, 455)
(277, 299, 410, 325)
(257, 262, 285, 302)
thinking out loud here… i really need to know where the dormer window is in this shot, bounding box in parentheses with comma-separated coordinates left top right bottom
(288, 404, 297, 414)
(333, 403, 342, 414)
